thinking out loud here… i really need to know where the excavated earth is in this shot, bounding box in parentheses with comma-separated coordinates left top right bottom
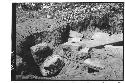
(16, 17, 123, 80)
(15, 3, 123, 80)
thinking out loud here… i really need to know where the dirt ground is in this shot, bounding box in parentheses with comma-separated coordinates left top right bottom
(13, 2, 123, 80)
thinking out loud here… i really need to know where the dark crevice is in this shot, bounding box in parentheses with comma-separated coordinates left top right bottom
(60, 24, 71, 43)
(18, 31, 51, 76)
(88, 67, 99, 73)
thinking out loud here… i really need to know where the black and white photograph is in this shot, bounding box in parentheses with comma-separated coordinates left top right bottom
(11, 2, 124, 81)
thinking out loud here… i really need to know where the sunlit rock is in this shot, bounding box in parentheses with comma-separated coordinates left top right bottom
(30, 42, 53, 65)
(69, 30, 83, 38)
(104, 45, 123, 59)
(84, 58, 104, 68)
(91, 32, 110, 41)
(68, 37, 81, 43)
(43, 55, 62, 67)
(30, 42, 48, 53)
(110, 33, 123, 42)
(40, 54, 65, 77)
(78, 47, 90, 53)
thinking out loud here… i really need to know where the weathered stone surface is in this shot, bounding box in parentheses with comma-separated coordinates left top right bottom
(40, 55, 65, 77)
(84, 58, 105, 68)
